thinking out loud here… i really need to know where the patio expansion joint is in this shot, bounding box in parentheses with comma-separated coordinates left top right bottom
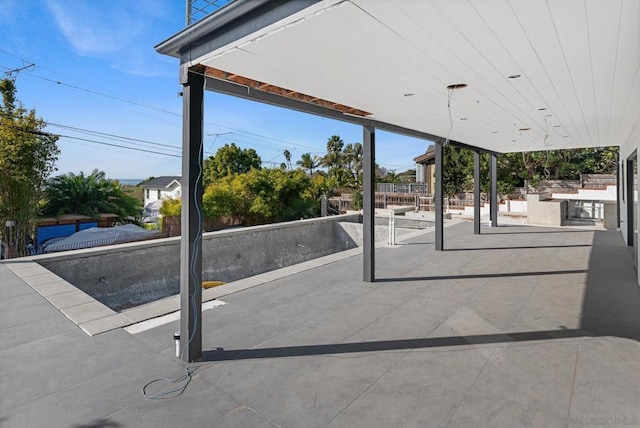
(564, 338, 584, 427)
(442, 344, 502, 428)
(504, 272, 543, 333)
(194, 376, 285, 428)
(2, 350, 165, 417)
(326, 347, 414, 426)
(198, 376, 283, 428)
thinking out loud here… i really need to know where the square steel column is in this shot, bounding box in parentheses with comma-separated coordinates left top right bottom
(627, 157, 634, 246)
(363, 125, 375, 281)
(490, 153, 498, 227)
(616, 152, 620, 229)
(180, 69, 204, 362)
(474, 151, 481, 234)
(435, 141, 443, 251)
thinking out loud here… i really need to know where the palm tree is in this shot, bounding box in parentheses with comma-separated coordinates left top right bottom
(321, 135, 345, 182)
(296, 153, 321, 175)
(383, 169, 401, 183)
(343, 142, 363, 186)
(283, 149, 292, 170)
(42, 169, 141, 223)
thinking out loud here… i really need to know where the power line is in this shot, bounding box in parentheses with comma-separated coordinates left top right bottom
(2, 62, 35, 77)
(1, 53, 375, 163)
(0, 52, 326, 153)
(29, 72, 183, 117)
(5, 125, 182, 158)
(58, 135, 181, 157)
(31, 68, 318, 153)
(46, 122, 182, 151)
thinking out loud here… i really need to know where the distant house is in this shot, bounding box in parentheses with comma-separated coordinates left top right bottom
(413, 145, 435, 195)
(140, 176, 182, 223)
(140, 176, 181, 217)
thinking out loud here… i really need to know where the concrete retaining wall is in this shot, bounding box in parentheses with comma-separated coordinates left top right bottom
(37, 214, 361, 311)
(337, 222, 418, 247)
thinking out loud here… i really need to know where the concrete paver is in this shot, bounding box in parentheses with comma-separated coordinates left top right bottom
(327, 347, 492, 428)
(1, 222, 640, 427)
(446, 341, 579, 427)
(567, 337, 640, 427)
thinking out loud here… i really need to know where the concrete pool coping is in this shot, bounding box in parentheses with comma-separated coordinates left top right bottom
(2, 224, 446, 336)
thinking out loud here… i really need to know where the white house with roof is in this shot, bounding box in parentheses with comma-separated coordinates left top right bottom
(140, 176, 181, 218)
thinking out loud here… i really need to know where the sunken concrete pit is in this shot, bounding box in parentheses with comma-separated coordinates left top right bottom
(32, 214, 420, 312)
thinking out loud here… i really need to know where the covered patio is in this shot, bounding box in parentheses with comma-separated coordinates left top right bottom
(155, 0, 640, 361)
(2, 221, 640, 426)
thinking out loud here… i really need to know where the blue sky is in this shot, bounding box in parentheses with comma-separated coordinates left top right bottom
(0, 1, 431, 180)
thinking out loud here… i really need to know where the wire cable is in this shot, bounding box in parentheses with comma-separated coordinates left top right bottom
(142, 366, 193, 399)
(445, 87, 454, 145)
(543, 115, 552, 180)
(2, 125, 182, 158)
(142, 76, 206, 400)
(2, 57, 348, 157)
(46, 122, 182, 152)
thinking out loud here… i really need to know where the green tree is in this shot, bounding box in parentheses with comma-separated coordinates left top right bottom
(321, 135, 347, 183)
(382, 169, 402, 183)
(343, 142, 363, 186)
(441, 144, 471, 196)
(202, 176, 242, 219)
(241, 168, 315, 225)
(203, 143, 261, 185)
(160, 197, 181, 217)
(398, 169, 417, 182)
(42, 169, 141, 223)
(283, 149, 292, 170)
(0, 78, 59, 253)
(202, 168, 317, 225)
(297, 152, 321, 176)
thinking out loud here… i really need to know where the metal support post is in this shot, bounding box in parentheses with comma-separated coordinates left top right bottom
(180, 69, 204, 362)
(363, 125, 376, 281)
(474, 151, 481, 234)
(435, 141, 443, 251)
(490, 153, 498, 227)
(627, 158, 634, 246)
(616, 152, 620, 229)
(388, 210, 396, 246)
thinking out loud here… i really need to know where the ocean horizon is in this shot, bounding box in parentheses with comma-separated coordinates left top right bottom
(117, 178, 144, 186)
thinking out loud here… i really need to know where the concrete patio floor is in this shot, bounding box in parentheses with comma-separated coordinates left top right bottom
(2, 221, 640, 427)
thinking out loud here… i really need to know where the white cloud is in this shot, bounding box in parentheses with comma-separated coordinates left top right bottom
(45, 1, 143, 55)
(45, 0, 178, 76)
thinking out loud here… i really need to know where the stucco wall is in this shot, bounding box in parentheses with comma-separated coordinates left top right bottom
(37, 214, 361, 311)
(527, 193, 567, 226)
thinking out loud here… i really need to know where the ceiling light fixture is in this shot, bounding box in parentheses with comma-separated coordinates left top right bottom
(538, 107, 547, 111)
(460, 117, 468, 121)
(508, 74, 521, 79)
(519, 127, 531, 131)
(446, 84, 468, 90)
(404, 93, 414, 97)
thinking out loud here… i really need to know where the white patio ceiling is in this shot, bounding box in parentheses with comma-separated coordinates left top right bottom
(188, 0, 640, 154)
